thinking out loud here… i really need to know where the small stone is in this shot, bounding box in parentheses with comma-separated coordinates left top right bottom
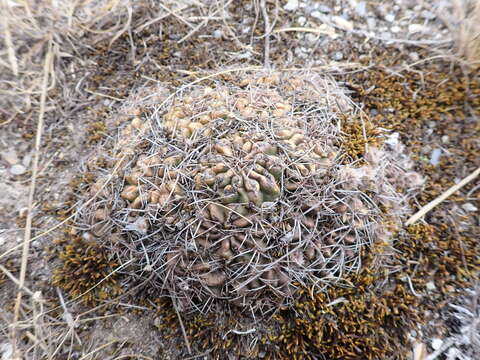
(408, 24, 426, 34)
(441, 135, 449, 143)
(381, 31, 392, 39)
(385, 132, 400, 147)
(1, 150, 19, 166)
(446, 347, 461, 358)
(212, 29, 223, 39)
(332, 16, 354, 31)
(297, 16, 306, 26)
(385, 13, 395, 22)
(318, 5, 332, 13)
(430, 148, 442, 166)
(367, 17, 376, 30)
(409, 52, 419, 61)
(355, 1, 367, 17)
(310, 11, 322, 19)
(22, 153, 32, 167)
(426, 281, 436, 290)
(0, 343, 13, 360)
(305, 33, 317, 43)
(462, 203, 478, 212)
(333, 51, 343, 60)
(9, 164, 26, 175)
(391, 25, 401, 33)
(431, 338, 443, 351)
(421, 10, 435, 19)
(283, 0, 298, 11)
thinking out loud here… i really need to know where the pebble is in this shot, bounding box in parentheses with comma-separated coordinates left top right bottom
(355, 1, 367, 17)
(408, 24, 426, 34)
(462, 203, 478, 213)
(212, 29, 223, 39)
(22, 153, 32, 167)
(332, 16, 354, 31)
(426, 281, 436, 290)
(367, 17, 376, 30)
(305, 33, 317, 43)
(446, 348, 461, 358)
(310, 11, 322, 20)
(382, 31, 392, 39)
(318, 5, 332, 13)
(421, 10, 435, 19)
(409, 52, 420, 61)
(441, 135, 449, 143)
(1, 343, 13, 360)
(297, 16, 306, 26)
(431, 338, 443, 351)
(430, 148, 442, 166)
(333, 51, 343, 60)
(385, 132, 400, 147)
(385, 13, 395, 22)
(9, 164, 26, 175)
(1, 150, 18, 166)
(391, 25, 401, 33)
(283, 0, 298, 12)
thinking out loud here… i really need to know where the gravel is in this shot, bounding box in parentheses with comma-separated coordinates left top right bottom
(9, 164, 26, 175)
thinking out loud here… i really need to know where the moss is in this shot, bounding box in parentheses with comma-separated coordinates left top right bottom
(340, 113, 384, 160)
(87, 121, 107, 144)
(267, 250, 418, 360)
(52, 236, 121, 305)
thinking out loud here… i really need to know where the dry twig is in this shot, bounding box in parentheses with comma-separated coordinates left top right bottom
(10, 35, 54, 358)
(406, 167, 480, 226)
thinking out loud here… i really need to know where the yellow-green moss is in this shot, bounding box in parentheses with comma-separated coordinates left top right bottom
(52, 236, 121, 305)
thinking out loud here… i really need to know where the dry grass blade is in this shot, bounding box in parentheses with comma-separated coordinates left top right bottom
(260, 0, 271, 69)
(10, 35, 54, 357)
(1, 0, 18, 76)
(445, 0, 480, 63)
(0, 265, 34, 296)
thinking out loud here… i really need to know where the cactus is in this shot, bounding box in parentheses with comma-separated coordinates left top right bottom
(75, 72, 421, 313)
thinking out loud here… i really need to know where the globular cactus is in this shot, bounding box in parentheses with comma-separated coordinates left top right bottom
(76, 72, 422, 313)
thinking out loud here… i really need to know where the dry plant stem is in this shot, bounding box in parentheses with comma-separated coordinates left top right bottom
(406, 167, 480, 226)
(273, 27, 334, 35)
(172, 296, 192, 354)
(413, 342, 427, 360)
(112, 355, 154, 360)
(0, 265, 34, 296)
(1, 0, 18, 76)
(10, 36, 53, 357)
(77, 340, 120, 360)
(260, 0, 270, 69)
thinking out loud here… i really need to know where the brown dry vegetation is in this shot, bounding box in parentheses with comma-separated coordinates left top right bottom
(0, 1, 479, 360)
